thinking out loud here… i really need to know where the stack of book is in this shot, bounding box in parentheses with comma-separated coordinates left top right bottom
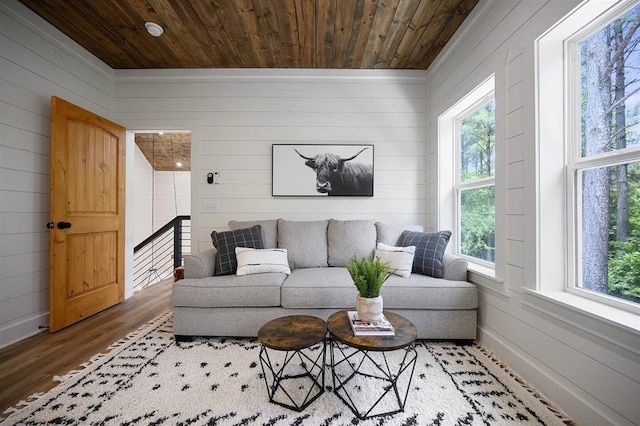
(348, 311, 395, 336)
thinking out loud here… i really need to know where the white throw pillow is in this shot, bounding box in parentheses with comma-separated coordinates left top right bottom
(235, 247, 291, 276)
(375, 242, 416, 278)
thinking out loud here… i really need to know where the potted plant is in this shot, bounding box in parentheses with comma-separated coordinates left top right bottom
(346, 255, 392, 322)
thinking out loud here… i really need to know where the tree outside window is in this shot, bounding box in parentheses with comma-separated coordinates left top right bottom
(456, 98, 496, 263)
(578, 3, 640, 305)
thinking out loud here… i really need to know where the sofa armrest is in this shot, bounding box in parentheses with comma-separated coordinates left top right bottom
(442, 253, 468, 281)
(184, 248, 217, 278)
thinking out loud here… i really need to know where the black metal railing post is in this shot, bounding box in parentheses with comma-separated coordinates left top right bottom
(134, 215, 191, 290)
(174, 216, 183, 269)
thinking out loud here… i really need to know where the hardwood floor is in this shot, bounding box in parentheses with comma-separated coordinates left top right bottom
(0, 280, 173, 415)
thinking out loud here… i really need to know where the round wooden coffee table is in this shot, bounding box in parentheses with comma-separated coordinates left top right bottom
(327, 310, 418, 419)
(258, 315, 327, 412)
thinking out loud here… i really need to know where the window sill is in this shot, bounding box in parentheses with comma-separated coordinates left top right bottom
(523, 289, 640, 355)
(467, 262, 508, 297)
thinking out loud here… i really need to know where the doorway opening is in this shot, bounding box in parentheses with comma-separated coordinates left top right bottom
(133, 131, 191, 290)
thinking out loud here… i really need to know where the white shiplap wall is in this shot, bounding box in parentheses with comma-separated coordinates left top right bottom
(426, 1, 639, 425)
(133, 146, 191, 243)
(134, 144, 153, 245)
(152, 171, 191, 231)
(114, 69, 428, 253)
(0, 0, 115, 348)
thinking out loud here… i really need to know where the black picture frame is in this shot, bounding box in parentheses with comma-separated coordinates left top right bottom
(272, 144, 374, 197)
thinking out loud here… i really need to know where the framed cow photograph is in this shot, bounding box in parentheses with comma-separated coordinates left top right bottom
(272, 144, 374, 197)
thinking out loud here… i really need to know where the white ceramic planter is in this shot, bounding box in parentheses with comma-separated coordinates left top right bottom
(356, 295, 384, 322)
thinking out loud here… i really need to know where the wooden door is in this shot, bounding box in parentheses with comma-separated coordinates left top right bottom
(49, 96, 126, 332)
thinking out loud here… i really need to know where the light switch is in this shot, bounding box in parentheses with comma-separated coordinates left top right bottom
(202, 200, 218, 213)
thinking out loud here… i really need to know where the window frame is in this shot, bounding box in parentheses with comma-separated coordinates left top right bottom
(438, 75, 506, 293)
(454, 93, 496, 268)
(535, 0, 640, 317)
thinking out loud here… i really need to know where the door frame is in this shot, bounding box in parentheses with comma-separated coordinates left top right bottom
(123, 124, 199, 297)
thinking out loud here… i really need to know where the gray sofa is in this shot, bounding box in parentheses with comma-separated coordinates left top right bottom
(172, 219, 478, 341)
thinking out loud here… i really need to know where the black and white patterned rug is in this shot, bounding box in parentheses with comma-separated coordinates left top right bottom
(2, 312, 572, 425)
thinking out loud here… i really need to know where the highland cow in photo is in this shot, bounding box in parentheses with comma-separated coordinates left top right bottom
(294, 147, 373, 196)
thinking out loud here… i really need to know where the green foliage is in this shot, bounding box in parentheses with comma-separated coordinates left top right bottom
(607, 162, 640, 302)
(345, 255, 392, 298)
(608, 234, 640, 303)
(461, 185, 495, 262)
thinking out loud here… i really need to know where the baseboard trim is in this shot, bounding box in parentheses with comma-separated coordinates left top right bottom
(0, 312, 48, 350)
(477, 325, 633, 426)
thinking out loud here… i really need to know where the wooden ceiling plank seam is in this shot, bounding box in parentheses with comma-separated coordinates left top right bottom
(407, 0, 463, 68)
(273, 0, 301, 68)
(390, 0, 441, 68)
(323, 0, 337, 69)
(348, 0, 379, 68)
(233, 0, 272, 67)
(330, 0, 358, 69)
(146, 0, 213, 67)
(361, 0, 401, 68)
(212, 0, 260, 67)
(419, 0, 479, 68)
(167, 0, 231, 67)
(294, 0, 315, 68)
(314, 0, 335, 69)
(252, 0, 287, 68)
(374, 0, 421, 68)
(188, 0, 243, 67)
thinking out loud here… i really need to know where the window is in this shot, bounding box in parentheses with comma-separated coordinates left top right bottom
(456, 97, 496, 264)
(438, 75, 503, 289)
(571, 2, 640, 309)
(537, 0, 640, 314)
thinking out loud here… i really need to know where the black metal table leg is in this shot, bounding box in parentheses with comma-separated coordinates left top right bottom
(330, 338, 417, 420)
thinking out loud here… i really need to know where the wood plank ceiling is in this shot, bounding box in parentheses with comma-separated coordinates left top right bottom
(19, 0, 478, 70)
(135, 133, 191, 171)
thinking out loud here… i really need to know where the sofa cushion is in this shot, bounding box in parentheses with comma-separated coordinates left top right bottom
(327, 219, 376, 267)
(229, 219, 279, 248)
(375, 222, 424, 246)
(235, 247, 291, 276)
(281, 268, 357, 309)
(277, 219, 328, 269)
(172, 274, 285, 308)
(210, 225, 264, 276)
(375, 242, 415, 278)
(399, 230, 452, 278)
(381, 273, 477, 309)
(281, 267, 477, 311)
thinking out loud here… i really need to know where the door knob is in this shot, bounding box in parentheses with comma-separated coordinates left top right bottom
(57, 221, 72, 229)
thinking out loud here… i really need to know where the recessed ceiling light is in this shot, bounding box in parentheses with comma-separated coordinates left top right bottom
(176, 162, 182, 168)
(145, 22, 164, 37)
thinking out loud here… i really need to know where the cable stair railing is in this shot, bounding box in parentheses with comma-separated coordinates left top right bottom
(133, 215, 191, 291)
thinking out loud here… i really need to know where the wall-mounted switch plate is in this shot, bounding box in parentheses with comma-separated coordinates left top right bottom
(202, 200, 218, 213)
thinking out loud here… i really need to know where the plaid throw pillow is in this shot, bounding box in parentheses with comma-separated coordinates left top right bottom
(398, 230, 452, 278)
(210, 225, 264, 275)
